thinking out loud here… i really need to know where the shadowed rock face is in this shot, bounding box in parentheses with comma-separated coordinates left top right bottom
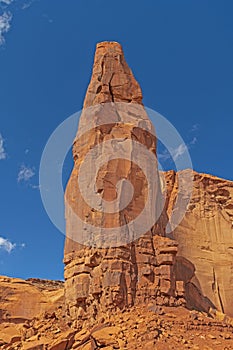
(164, 170, 233, 317)
(64, 42, 181, 324)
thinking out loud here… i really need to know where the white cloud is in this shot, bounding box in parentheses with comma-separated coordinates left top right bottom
(158, 137, 198, 163)
(30, 184, 40, 189)
(191, 124, 199, 132)
(158, 149, 171, 162)
(0, 134, 6, 160)
(22, 0, 36, 10)
(171, 144, 188, 161)
(158, 144, 187, 162)
(17, 164, 35, 182)
(0, 237, 15, 253)
(42, 13, 53, 24)
(190, 136, 197, 145)
(0, 0, 13, 5)
(0, 11, 12, 45)
(0, 0, 37, 45)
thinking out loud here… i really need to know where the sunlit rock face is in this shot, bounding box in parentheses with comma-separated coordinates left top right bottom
(64, 41, 233, 324)
(0, 276, 64, 321)
(64, 42, 181, 324)
(164, 170, 233, 317)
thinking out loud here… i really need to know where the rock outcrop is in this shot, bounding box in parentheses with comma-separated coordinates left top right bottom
(64, 42, 184, 324)
(0, 276, 64, 322)
(83, 41, 143, 108)
(1, 41, 233, 349)
(1, 286, 233, 350)
(64, 41, 233, 324)
(164, 170, 233, 317)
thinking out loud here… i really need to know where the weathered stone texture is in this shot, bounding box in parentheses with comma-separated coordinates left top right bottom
(164, 170, 233, 317)
(64, 42, 178, 322)
(64, 41, 233, 323)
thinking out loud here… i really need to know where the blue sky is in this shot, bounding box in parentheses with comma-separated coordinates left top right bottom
(0, 0, 232, 280)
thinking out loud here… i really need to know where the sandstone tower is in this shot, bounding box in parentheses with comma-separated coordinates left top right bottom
(64, 42, 182, 324)
(64, 42, 233, 325)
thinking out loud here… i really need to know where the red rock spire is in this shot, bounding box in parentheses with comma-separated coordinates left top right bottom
(84, 41, 143, 107)
(64, 42, 181, 325)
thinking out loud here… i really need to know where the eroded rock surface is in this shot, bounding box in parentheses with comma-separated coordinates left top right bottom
(83, 41, 143, 108)
(1, 296, 233, 350)
(64, 41, 233, 323)
(64, 42, 182, 323)
(1, 41, 233, 349)
(164, 170, 233, 317)
(0, 276, 64, 322)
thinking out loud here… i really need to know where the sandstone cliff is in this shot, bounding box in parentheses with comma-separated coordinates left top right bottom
(1, 41, 233, 350)
(164, 170, 233, 317)
(63, 41, 233, 325)
(0, 276, 64, 322)
(64, 42, 184, 324)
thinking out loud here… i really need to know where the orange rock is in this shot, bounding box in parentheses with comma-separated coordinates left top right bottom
(91, 326, 121, 347)
(0, 276, 64, 321)
(83, 41, 143, 108)
(78, 341, 94, 350)
(22, 342, 44, 350)
(64, 41, 169, 322)
(48, 330, 75, 350)
(3, 43, 233, 350)
(165, 170, 233, 316)
(48, 339, 68, 350)
(0, 325, 21, 344)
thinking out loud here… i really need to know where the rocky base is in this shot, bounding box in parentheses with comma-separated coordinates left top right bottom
(64, 235, 187, 325)
(1, 300, 233, 350)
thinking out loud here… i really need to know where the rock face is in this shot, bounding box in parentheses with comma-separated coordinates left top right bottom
(164, 170, 233, 317)
(64, 41, 233, 324)
(83, 41, 143, 108)
(64, 42, 183, 323)
(0, 276, 64, 322)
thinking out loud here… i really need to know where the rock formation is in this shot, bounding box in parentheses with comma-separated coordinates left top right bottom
(1, 277, 233, 350)
(64, 42, 186, 324)
(0, 276, 64, 322)
(164, 170, 233, 317)
(1, 41, 233, 350)
(64, 41, 233, 325)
